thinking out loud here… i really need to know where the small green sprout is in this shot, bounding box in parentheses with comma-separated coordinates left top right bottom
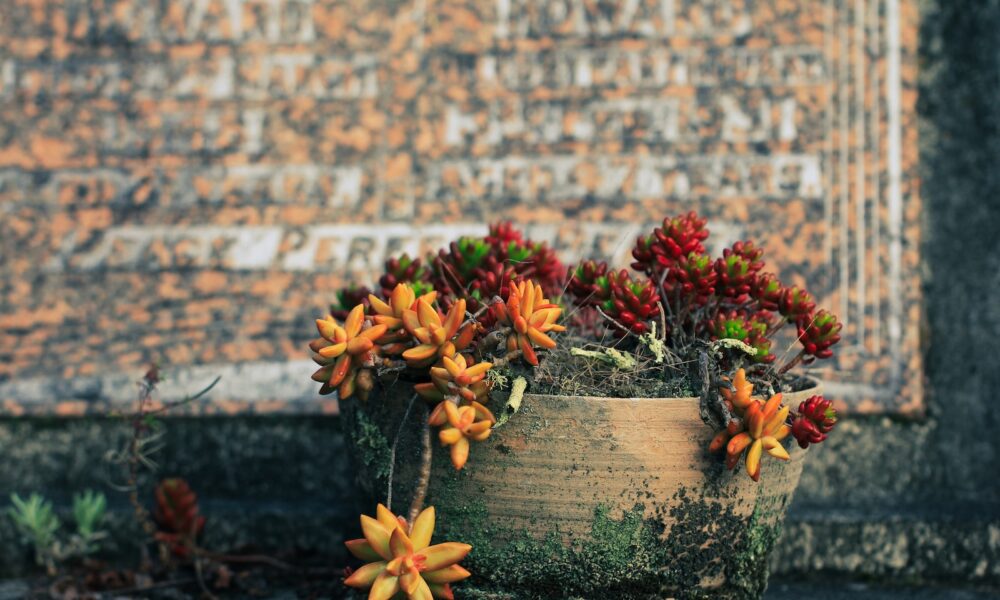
(9, 493, 60, 551)
(73, 490, 106, 537)
(8, 490, 109, 574)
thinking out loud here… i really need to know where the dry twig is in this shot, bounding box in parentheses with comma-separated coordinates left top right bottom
(408, 407, 433, 524)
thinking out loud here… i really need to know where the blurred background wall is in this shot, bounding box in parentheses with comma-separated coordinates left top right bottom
(0, 0, 922, 415)
(0, 0, 997, 588)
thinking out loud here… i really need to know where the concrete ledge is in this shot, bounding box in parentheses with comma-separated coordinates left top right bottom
(765, 581, 1000, 600)
(773, 505, 1000, 584)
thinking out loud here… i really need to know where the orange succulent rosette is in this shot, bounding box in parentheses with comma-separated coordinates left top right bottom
(310, 304, 387, 400)
(709, 368, 794, 482)
(369, 283, 438, 356)
(492, 280, 565, 365)
(401, 298, 475, 367)
(344, 505, 471, 600)
(430, 400, 497, 470)
(415, 354, 492, 404)
(725, 393, 792, 481)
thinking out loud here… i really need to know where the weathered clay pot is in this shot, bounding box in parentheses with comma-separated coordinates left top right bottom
(342, 379, 819, 600)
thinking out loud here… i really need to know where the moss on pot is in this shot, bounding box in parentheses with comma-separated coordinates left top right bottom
(430, 466, 785, 600)
(726, 503, 785, 598)
(344, 405, 392, 488)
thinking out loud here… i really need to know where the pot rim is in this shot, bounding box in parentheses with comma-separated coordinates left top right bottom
(519, 375, 823, 403)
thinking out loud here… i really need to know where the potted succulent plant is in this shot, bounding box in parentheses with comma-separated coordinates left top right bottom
(312, 213, 841, 600)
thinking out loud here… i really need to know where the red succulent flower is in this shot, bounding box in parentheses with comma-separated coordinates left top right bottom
(153, 478, 206, 559)
(707, 311, 774, 363)
(800, 395, 838, 432)
(778, 286, 816, 323)
(379, 254, 432, 298)
(602, 270, 660, 335)
(791, 395, 838, 448)
(567, 260, 611, 308)
(630, 234, 661, 274)
(798, 310, 842, 360)
(485, 221, 524, 247)
(430, 229, 564, 304)
(331, 285, 374, 321)
(715, 241, 764, 302)
(631, 211, 710, 275)
(726, 240, 764, 267)
(431, 238, 491, 299)
(750, 273, 784, 312)
(497, 240, 564, 296)
(664, 252, 717, 306)
(469, 257, 519, 311)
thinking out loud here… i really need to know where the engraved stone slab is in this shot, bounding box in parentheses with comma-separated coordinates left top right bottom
(0, 0, 922, 415)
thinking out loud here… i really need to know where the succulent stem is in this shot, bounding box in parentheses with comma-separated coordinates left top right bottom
(408, 410, 433, 525)
(386, 393, 419, 511)
(595, 306, 640, 339)
(778, 350, 806, 375)
(489, 349, 524, 370)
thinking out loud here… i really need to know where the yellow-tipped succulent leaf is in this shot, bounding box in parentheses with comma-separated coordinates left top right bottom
(723, 391, 794, 482)
(343, 505, 471, 598)
(492, 279, 565, 366)
(309, 304, 381, 400)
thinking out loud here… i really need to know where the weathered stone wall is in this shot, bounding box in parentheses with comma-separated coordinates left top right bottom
(771, 0, 1000, 583)
(0, 0, 923, 415)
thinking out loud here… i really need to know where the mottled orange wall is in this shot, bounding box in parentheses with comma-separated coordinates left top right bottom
(0, 0, 921, 414)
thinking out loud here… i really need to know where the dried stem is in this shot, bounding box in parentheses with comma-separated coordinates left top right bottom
(774, 311, 822, 375)
(102, 578, 197, 596)
(679, 294, 695, 338)
(768, 319, 788, 336)
(127, 376, 164, 572)
(408, 407, 433, 525)
(438, 260, 471, 301)
(489, 348, 523, 370)
(377, 360, 409, 378)
(595, 307, 640, 340)
(144, 376, 221, 416)
(386, 393, 419, 511)
(462, 302, 493, 328)
(121, 370, 221, 572)
(193, 555, 218, 600)
(475, 327, 511, 359)
(778, 350, 806, 376)
(656, 301, 668, 342)
(657, 268, 670, 306)
(200, 549, 294, 571)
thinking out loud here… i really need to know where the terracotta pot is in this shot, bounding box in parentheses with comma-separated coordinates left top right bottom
(342, 379, 820, 600)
